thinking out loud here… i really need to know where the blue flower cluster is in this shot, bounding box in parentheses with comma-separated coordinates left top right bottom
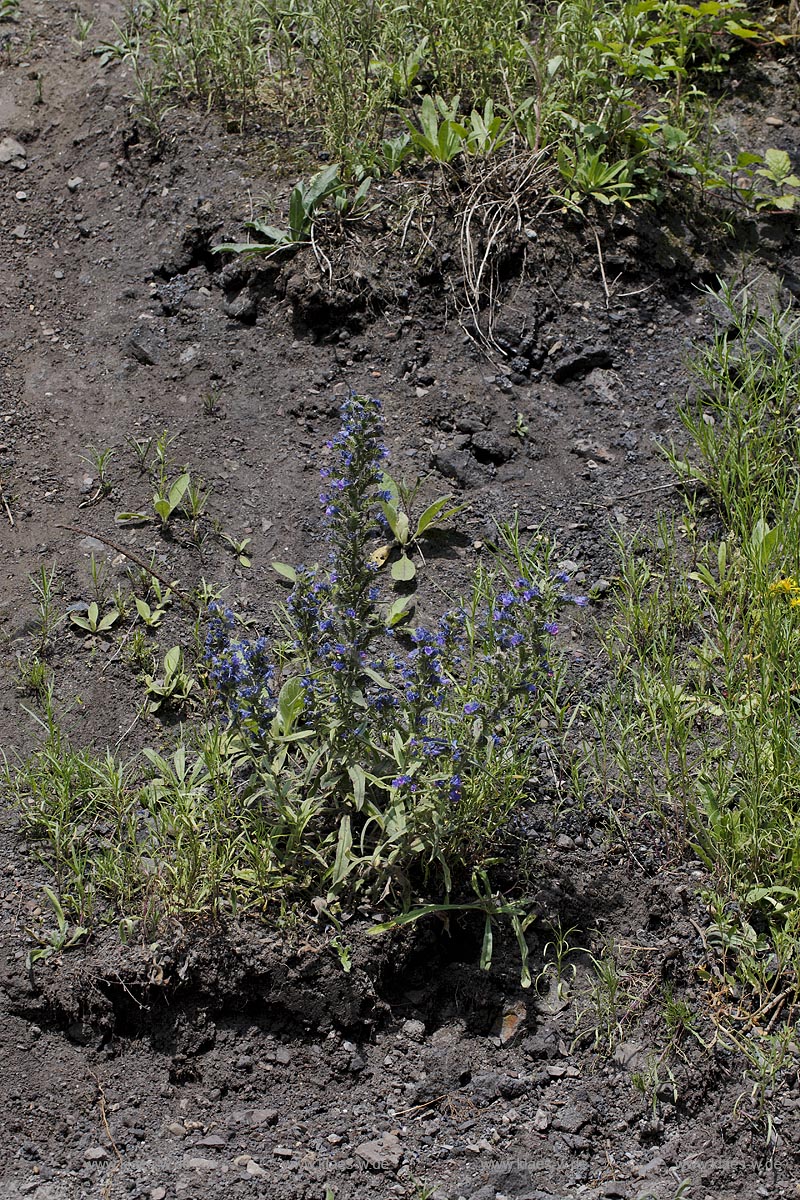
(202, 394, 588, 829)
(204, 602, 275, 734)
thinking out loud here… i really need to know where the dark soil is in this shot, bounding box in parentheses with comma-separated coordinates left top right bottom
(2, 3, 800, 1199)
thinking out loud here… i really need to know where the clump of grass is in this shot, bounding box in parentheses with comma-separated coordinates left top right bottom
(10, 395, 583, 974)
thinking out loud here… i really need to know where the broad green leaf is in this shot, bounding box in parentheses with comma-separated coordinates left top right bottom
(385, 595, 413, 628)
(135, 598, 152, 621)
(97, 611, 119, 632)
(88, 602, 99, 625)
(362, 664, 395, 691)
(163, 646, 181, 676)
(304, 163, 342, 209)
(391, 554, 416, 582)
(168, 472, 190, 510)
(211, 240, 284, 257)
(246, 220, 290, 242)
(380, 471, 400, 506)
(735, 151, 762, 169)
(480, 913, 493, 972)
(277, 677, 305, 735)
(394, 510, 410, 545)
(379, 501, 402, 540)
(288, 185, 307, 239)
(153, 498, 171, 523)
(69, 613, 92, 631)
(271, 561, 297, 583)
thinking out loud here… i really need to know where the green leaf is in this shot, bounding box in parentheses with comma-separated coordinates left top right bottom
(211, 240, 285, 257)
(331, 815, 353, 890)
(271, 561, 297, 583)
(348, 764, 366, 811)
(153, 497, 171, 524)
(379, 501, 402, 540)
(385, 595, 413, 628)
(276, 677, 305, 735)
(369, 901, 483, 934)
(735, 151, 762, 169)
(394, 510, 410, 545)
(116, 511, 150, 524)
(361, 664, 395, 691)
(168, 472, 191, 510)
(135, 598, 152, 621)
(415, 495, 461, 538)
(391, 554, 416, 582)
(510, 913, 532, 988)
(480, 913, 494, 972)
(380, 471, 400, 506)
(69, 613, 92, 632)
(304, 163, 342, 209)
(246, 219, 290, 242)
(87, 602, 99, 626)
(288, 185, 307, 239)
(96, 610, 119, 633)
(163, 646, 181, 677)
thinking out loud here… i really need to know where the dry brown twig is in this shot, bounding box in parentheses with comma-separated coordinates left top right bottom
(0, 475, 13, 526)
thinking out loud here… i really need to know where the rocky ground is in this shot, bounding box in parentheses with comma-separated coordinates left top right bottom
(1, 2, 800, 1198)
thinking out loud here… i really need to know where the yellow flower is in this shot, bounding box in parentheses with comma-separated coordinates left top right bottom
(768, 577, 800, 596)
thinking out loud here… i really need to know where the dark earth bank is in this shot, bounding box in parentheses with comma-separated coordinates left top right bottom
(2, 2, 800, 1198)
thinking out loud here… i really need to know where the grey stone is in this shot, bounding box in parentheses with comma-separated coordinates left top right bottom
(0, 136, 27, 168)
(355, 1132, 402, 1170)
(83, 1147, 108, 1161)
(125, 329, 161, 366)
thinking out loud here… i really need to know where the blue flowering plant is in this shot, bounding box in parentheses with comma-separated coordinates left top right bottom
(202, 394, 585, 918)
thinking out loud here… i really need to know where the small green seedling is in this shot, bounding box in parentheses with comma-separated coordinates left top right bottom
(213, 164, 370, 258)
(375, 472, 462, 583)
(222, 533, 252, 568)
(143, 646, 195, 712)
(134, 590, 171, 629)
(69, 601, 120, 636)
(117, 471, 191, 529)
(27, 886, 89, 965)
(734, 147, 800, 212)
(79, 444, 114, 501)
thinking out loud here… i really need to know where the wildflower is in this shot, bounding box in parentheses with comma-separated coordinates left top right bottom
(543, 621, 559, 635)
(463, 700, 480, 714)
(769, 577, 800, 597)
(391, 774, 413, 788)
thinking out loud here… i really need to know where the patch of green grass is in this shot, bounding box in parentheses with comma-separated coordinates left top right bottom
(591, 282, 800, 1029)
(109, 0, 788, 206)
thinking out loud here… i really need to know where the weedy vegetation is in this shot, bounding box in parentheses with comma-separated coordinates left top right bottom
(586, 281, 800, 1122)
(9, 396, 585, 981)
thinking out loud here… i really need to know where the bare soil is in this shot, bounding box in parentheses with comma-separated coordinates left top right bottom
(1, 4, 800, 1199)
